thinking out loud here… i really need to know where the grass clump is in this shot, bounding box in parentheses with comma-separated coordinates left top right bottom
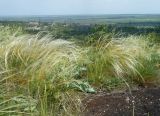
(86, 37, 139, 89)
(0, 34, 88, 115)
(120, 36, 160, 85)
(86, 36, 160, 89)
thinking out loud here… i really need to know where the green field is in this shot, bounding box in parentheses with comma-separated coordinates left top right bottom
(1, 14, 160, 24)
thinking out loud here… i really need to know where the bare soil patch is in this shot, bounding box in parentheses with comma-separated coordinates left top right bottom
(84, 87, 160, 116)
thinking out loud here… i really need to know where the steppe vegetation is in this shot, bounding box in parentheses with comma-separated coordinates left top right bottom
(0, 21, 160, 115)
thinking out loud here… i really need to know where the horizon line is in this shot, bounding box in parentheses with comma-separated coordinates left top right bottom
(0, 13, 160, 17)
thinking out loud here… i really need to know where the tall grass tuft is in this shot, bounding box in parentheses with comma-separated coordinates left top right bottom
(121, 36, 160, 85)
(86, 37, 139, 89)
(86, 36, 160, 89)
(0, 34, 85, 115)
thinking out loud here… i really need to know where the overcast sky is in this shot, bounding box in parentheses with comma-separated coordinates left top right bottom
(0, 0, 160, 16)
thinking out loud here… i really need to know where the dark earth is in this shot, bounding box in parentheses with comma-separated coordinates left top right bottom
(83, 87, 160, 116)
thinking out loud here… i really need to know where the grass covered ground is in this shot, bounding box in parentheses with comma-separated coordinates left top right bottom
(0, 27, 160, 115)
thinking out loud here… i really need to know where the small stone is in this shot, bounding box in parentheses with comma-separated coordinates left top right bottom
(125, 97, 130, 103)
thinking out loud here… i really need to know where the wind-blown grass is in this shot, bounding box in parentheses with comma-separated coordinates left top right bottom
(0, 34, 86, 115)
(86, 38, 139, 89)
(0, 27, 160, 115)
(86, 36, 160, 89)
(120, 36, 160, 85)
